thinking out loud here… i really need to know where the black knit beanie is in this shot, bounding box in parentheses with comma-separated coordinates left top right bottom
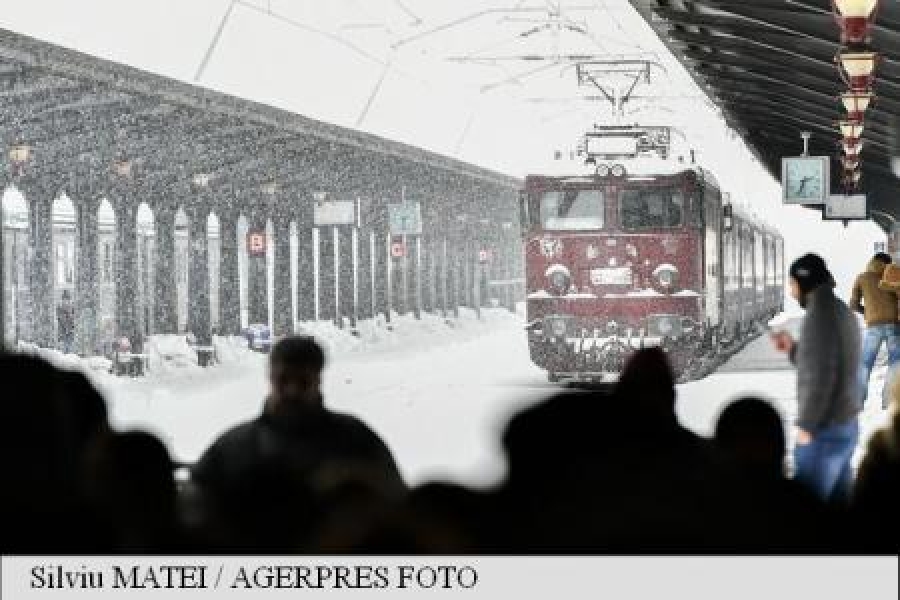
(789, 253, 832, 295)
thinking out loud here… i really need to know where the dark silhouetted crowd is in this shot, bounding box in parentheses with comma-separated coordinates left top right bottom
(2, 336, 897, 554)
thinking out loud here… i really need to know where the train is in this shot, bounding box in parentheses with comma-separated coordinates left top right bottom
(520, 126, 784, 383)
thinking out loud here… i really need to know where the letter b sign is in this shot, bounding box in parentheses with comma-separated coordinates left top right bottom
(248, 232, 266, 257)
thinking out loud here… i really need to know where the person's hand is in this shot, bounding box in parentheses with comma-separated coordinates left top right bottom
(796, 428, 812, 446)
(771, 331, 794, 354)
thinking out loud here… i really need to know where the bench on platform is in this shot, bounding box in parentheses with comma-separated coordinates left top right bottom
(194, 345, 217, 367)
(113, 352, 148, 377)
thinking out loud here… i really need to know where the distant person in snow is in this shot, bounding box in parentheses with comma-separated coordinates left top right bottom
(57, 290, 76, 354)
(189, 335, 406, 548)
(771, 254, 862, 504)
(850, 252, 900, 407)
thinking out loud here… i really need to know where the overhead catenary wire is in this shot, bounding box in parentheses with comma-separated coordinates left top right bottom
(194, 0, 397, 82)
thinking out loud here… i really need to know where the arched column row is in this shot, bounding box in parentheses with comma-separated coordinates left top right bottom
(2, 182, 523, 356)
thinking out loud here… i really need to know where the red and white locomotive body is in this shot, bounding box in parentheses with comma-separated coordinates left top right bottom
(521, 156, 783, 382)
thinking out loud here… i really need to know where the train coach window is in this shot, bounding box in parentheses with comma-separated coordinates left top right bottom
(539, 189, 605, 230)
(620, 188, 684, 230)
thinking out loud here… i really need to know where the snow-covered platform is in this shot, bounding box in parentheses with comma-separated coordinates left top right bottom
(716, 332, 793, 373)
(20, 310, 892, 489)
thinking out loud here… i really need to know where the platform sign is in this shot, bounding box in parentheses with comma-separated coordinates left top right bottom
(247, 232, 266, 257)
(823, 193, 867, 220)
(390, 239, 406, 259)
(388, 202, 422, 236)
(313, 200, 357, 226)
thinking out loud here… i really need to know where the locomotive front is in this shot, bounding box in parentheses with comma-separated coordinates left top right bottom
(522, 167, 709, 383)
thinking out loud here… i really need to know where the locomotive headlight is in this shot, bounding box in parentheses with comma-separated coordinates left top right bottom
(658, 270, 675, 286)
(653, 264, 679, 291)
(545, 264, 572, 295)
(545, 316, 568, 337)
(595, 163, 611, 177)
(611, 164, 627, 177)
(657, 318, 675, 336)
(648, 314, 683, 339)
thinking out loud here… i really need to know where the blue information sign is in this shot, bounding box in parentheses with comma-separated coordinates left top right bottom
(388, 202, 422, 235)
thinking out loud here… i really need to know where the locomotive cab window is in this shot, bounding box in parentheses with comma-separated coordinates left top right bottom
(619, 187, 684, 230)
(538, 189, 605, 230)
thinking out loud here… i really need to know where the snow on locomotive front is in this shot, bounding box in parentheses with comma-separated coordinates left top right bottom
(520, 127, 723, 383)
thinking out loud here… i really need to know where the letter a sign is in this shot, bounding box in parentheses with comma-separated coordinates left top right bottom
(248, 232, 266, 257)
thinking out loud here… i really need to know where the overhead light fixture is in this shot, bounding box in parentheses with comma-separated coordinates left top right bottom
(8, 143, 31, 177)
(8, 143, 31, 165)
(842, 156, 860, 170)
(835, 0, 878, 17)
(834, 0, 879, 43)
(840, 90, 874, 121)
(839, 120, 864, 139)
(839, 50, 878, 91)
(843, 139, 864, 154)
(192, 173, 211, 187)
(843, 168, 862, 186)
(114, 160, 132, 178)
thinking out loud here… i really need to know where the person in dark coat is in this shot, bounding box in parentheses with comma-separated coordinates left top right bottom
(713, 397, 845, 551)
(493, 348, 750, 552)
(83, 431, 186, 552)
(853, 367, 900, 551)
(189, 335, 406, 549)
(56, 290, 76, 353)
(2, 354, 115, 553)
(772, 253, 862, 504)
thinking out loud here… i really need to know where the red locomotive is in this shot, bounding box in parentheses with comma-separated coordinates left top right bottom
(520, 126, 784, 383)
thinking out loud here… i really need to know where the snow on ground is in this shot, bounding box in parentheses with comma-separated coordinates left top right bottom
(24, 307, 894, 488)
(96, 307, 545, 487)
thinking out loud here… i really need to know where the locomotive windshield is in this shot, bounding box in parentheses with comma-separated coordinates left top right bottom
(538, 189, 605, 230)
(620, 187, 684, 230)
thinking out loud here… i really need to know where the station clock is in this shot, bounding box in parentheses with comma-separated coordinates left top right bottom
(782, 156, 830, 205)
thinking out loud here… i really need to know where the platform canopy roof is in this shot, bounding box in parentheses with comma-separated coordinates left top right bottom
(0, 26, 520, 206)
(628, 0, 900, 230)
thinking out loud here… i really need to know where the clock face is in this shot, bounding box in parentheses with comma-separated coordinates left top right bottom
(783, 157, 829, 204)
